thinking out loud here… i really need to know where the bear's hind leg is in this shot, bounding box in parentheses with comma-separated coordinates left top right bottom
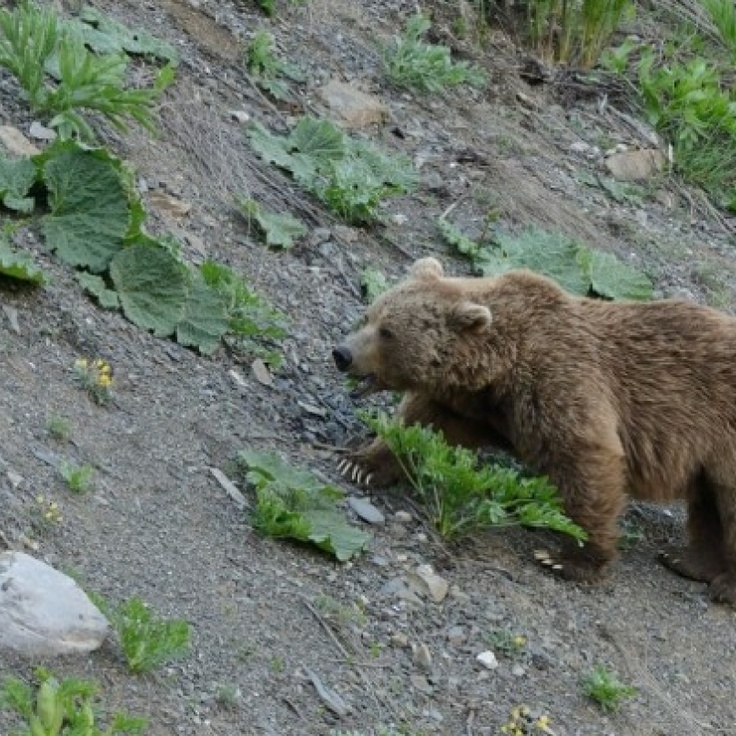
(708, 478, 736, 606)
(659, 473, 726, 585)
(537, 445, 627, 583)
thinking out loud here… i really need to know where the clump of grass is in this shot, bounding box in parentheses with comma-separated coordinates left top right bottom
(364, 412, 586, 541)
(60, 461, 94, 494)
(582, 665, 636, 712)
(73, 358, 114, 405)
(0, 1, 173, 140)
(103, 597, 191, 675)
(0, 667, 147, 735)
(245, 30, 302, 100)
(382, 14, 486, 92)
(526, 0, 634, 67)
(47, 415, 71, 442)
(488, 627, 528, 659)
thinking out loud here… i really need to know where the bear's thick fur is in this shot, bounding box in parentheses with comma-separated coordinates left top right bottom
(332, 257, 736, 604)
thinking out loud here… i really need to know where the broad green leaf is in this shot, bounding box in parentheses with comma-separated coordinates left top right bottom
(0, 236, 46, 284)
(175, 278, 230, 355)
(238, 449, 370, 561)
(247, 123, 297, 171)
(109, 244, 188, 337)
(588, 250, 653, 301)
(289, 117, 345, 161)
(257, 208, 307, 248)
(76, 6, 179, 64)
(0, 156, 36, 213)
(76, 271, 120, 309)
(40, 142, 129, 272)
(478, 229, 591, 296)
(304, 510, 372, 561)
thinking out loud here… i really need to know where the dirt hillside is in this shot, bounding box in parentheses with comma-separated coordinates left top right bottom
(1, 1, 735, 735)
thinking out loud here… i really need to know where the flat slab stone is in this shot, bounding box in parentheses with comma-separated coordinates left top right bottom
(318, 80, 389, 128)
(0, 551, 109, 656)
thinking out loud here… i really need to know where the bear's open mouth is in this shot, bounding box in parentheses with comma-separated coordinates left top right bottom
(349, 374, 384, 399)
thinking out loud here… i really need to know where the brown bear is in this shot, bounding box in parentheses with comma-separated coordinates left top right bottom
(332, 257, 736, 605)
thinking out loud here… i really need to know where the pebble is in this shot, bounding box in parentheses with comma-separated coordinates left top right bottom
(347, 496, 385, 525)
(476, 651, 499, 670)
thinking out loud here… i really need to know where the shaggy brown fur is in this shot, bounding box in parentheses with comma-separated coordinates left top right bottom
(332, 257, 736, 605)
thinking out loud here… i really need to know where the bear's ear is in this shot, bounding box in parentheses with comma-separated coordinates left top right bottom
(410, 257, 443, 281)
(448, 301, 492, 333)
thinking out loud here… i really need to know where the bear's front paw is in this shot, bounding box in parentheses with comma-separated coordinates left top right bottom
(336, 441, 403, 488)
(534, 548, 610, 583)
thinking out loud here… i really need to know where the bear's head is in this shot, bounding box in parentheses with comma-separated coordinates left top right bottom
(333, 258, 492, 396)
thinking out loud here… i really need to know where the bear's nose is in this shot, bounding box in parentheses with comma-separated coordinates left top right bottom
(332, 346, 352, 372)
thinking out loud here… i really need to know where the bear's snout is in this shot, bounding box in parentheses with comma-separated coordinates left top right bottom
(332, 346, 353, 372)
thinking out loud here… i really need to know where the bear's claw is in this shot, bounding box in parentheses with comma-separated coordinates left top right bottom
(534, 549, 564, 571)
(337, 458, 372, 486)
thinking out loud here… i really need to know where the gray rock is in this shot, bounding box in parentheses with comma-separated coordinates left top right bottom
(347, 496, 385, 525)
(0, 552, 109, 655)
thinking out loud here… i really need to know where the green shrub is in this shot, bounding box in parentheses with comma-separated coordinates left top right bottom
(382, 14, 486, 92)
(364, 412, 586, 541)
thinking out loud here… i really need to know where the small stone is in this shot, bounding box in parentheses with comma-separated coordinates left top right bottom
(0, 552, 109, 655)
(409, 674, 433, 694)
(6, 469, 23, 489)
(511, 664, 526, 677)
(229, 110, 251, 124)
(2, 306, 20, 335)
(411, 564, 449, 603)
(476, 651, 499, 670)
(391, 632, 410, 648)
(447, 626, 466, 646)
(28, 121, 56, 141)
(0, 125, 40, 156)
(251, 359, 274, 387)
(347, 497, 385, 525)
(412, 641, 432, 669)
(395, 510, 413, 523)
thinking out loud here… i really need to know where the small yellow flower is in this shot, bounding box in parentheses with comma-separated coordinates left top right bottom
(513, 635, 527, 647)
(74, 358, 88, 370)
(536, 715, 551, 730)
(97, 374, 113, 388)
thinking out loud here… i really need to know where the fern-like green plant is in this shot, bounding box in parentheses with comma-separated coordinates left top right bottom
(0, 2, 173, 140)
(364, 412, 586, 541)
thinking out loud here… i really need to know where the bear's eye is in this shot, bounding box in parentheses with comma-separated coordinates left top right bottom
(379, 326, 394, 340)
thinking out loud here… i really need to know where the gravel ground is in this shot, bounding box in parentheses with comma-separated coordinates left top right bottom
(1, 1, 735, 735)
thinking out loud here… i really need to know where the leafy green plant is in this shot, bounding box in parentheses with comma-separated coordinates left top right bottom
(238, 449, 372, 561)
(360, 267, 389, 303)
(0, 2, 173, 141)
(60, 461, 94, 494)
(245, 30, 302, 100)
(0, 667, 147, 735)
(47, 415, 71, 442)
(382, 14, 486, 92)
(1, 141, 285, 358)
(526, 0, 634, 67)
(199, 260, 288, 366)
(238, 197, 307, 248)
(488, 627, 528, 659)
(73, 357, 114, 405)
(702, 0, 736, 61)
(0, 155, 36, 213)
(255, 0, 276, 17)
(439, 219, 653, 300)
(103, 597, 191, 675)
(248, 117, 416, 224)
(364, 412, 586, 541)
(0, 227, 47, 284)
(637, 51, 736, 210)
(582, 665, 636, 712)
